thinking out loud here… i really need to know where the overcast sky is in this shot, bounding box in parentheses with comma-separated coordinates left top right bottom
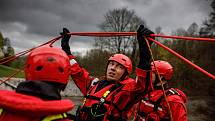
(0, 0, 212, 54)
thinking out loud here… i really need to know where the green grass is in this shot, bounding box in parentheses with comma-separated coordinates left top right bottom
(0, 64, 24, 78)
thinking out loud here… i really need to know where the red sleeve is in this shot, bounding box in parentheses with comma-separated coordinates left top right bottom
(135, 68, 151, 92)
(69, 56, 94, 96)
(169, 102, 187, 121)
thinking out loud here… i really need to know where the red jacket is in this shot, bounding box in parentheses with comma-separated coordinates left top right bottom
(0, 90, 74, 121)
(134, 69, 187, 121)
(134, 88, 187, 121)
(69, 57, 147, 121)
(133, 69, 188, 121)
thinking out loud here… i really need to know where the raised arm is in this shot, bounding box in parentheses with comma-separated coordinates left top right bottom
(60, 28, 95, 95)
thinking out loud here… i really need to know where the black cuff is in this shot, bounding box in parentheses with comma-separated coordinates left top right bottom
(61, 38, 71, 55)
(138, 45, 151, 70)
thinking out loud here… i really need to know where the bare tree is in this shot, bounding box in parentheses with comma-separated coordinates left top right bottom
(187, 22, 199, 36)
(95, 7, 145, 58)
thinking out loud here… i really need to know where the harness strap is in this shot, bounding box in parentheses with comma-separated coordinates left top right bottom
(79, 83, 124, 119)
(85, 95, 111, 105)
(153, 88, 180, 112)
(42, 113, 69, 121)
(137, 88, 181, 119)
(84, 83, 121, 105)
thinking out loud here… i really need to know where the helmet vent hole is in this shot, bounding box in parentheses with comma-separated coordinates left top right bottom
(36, 66, 43, 71)
(122, 58, 126, 62)
(58, 67, 64, 73)
(47, 57, 56, 62)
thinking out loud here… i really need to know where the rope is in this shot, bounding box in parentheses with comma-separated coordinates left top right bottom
(0, 31, 214, 121)
(144, 37, 173, 121)
(65, 32, 215, 42)
(151, 34, 215, 42)
(0, 68, 23, 85)
(0, 31, 214, 86)
(0, 35, 63, 65)
(0, 35, 63, 85)
(147, 37, 215, 80)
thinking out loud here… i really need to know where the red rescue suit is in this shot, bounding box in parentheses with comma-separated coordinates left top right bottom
(0, 90, 74, 121)
(133, 68, 187, 121)
(69, 56, 147, 121)
(133, 88, 187, 121)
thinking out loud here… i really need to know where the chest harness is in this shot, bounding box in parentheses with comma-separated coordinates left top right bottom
(76, 83, 123, 120)
(137, 88, 181, 121)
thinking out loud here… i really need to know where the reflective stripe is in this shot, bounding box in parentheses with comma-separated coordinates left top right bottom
(0, 108, 3, 115)
(169, 89, 175, 94)
(91, 78, 99, 86)
(141, 100, 163, 111)
(42, 113, 68, 121)
(103, 90, 110, 98)
(135, 76, 138, 83)
(100, 90, 110, 103)
(70, 59, 77, 66)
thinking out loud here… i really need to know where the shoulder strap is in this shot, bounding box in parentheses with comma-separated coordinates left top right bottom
(153, 88, 180, 112)
(84, 83, 122, 105)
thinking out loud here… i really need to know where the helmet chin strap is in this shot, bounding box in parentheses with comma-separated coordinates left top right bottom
(153, 75, 169, 90)
(119, 71, 129, 81)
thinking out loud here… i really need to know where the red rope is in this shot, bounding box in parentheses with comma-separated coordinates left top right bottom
(68, 32, 136, 37)
(147, 37, 215, 80)
(0, 35, 63, 85)
(1, 32, 214, 85)
(66, 32, 215, 42)
(151, 34, 215, 42)
(0, 35, 63, 65)
(0, 69, 23, 85)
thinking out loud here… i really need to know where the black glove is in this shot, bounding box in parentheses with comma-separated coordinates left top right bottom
(137, 25, 154, 70)
(60, 28, 72, 55)
(137, 25, 154, 46)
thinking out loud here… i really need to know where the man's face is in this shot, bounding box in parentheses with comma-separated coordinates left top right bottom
(106, 61, 126, 82)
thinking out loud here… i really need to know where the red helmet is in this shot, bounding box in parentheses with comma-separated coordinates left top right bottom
(24, 45, 71, 84)
(151, 60, 173, 80)
(108, 54, 132, 75)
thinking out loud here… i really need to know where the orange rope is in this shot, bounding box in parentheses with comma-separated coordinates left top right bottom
(1, 31, 214, 86)
(0, 31, 214, 120)
(66, 32, 215, 42)
(0, 35, 63, 65)
(144, 37, 173, 121)
(147, 37, 215, 80)
(0, 69, 23, 85)
(0, 35, 63, 85)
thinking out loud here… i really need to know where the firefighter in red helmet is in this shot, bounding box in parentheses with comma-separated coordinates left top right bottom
(0, 45, 74, 121)
(133, 25, 188, 121)
(60, 28, 147, 121)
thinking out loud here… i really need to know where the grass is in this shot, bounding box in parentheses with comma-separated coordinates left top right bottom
(0, 64, 24, 78)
